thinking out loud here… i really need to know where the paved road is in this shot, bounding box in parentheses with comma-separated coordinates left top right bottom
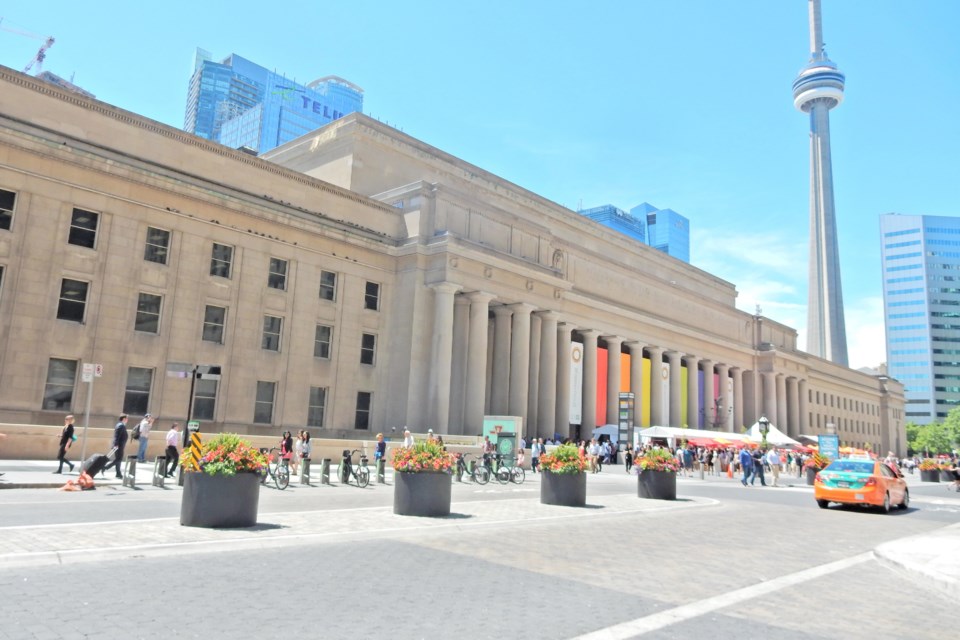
(0, 467, 956, 639)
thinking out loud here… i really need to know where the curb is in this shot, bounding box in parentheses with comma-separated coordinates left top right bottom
(873, 525, 960, 600)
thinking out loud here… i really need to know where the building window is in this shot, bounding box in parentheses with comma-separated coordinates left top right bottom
(210, 243, 233, 278)
(262, 315, 282, 351)
(144, 227, 171, 264)
(254, 381, 276, 424)
(307, 386, 327, 427)
(135, 293, 162, 334)
(355, 391, 372, 430)
(319, 270, 337, 301)
(68, 208, 99, 248)
(314, 324, 332, 359)
(193, 378, 217, 420)
(202, 305, 226, 343)
(57, 279, 89, 322)
(43, 358, 77, 411)
(123, 367, 153, 415)
(364, 281, 380, 310)
(360, 333, 377, 365)
(0, 188, 15, 230)
(268, 257, 287, 290)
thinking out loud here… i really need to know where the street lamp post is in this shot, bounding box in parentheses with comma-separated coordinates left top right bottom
(758, 415, 770, 449)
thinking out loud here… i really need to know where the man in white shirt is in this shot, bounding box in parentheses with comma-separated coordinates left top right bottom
(765, 448, 782, 487)
(164, 423, 181, 478)
(136, 414, 155, 463)
(402, 429, 415, 448)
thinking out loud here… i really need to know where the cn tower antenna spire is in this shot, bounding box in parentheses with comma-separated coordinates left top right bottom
(792, 0, 848, 366)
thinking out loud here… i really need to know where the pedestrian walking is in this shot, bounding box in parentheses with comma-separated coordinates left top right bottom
(751, 448, 767, 486)
(739, 447, 754, 486)
(624, 444, 634, 472)
(134, 414, 154, 463)
(300, 431, 312, 466)
(164, 422, 181, 477)
(375, 433, 387, 462)
(765, 448, 782, 487)
(53, 414, 76, 474)
(103, 414, 129, 479)
(531, 439, 541, 473)
(280, 431, 294, 472)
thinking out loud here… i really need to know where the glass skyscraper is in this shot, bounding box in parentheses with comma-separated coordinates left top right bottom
(578, 202, 690, 263)
(880, 213, 960, 424)
(183, 49, 363, 154)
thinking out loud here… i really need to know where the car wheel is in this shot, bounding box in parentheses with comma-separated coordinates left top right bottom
(898, 489, 909, 510)
(816, 499, 829, 509)
(881, 492, 891, 513)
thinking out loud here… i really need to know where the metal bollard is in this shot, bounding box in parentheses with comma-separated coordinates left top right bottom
(321, 458, 331, 485)
(123, 456, 137, 488)
(377, 459, 385, 484)
(300, 457, 311, 485)
(153, 456, 167, 487)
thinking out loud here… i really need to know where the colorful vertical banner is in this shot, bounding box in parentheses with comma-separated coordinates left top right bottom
(569, 342, 583, 425)
(596, 347, 608, 427)
(642, 357, 652, 427)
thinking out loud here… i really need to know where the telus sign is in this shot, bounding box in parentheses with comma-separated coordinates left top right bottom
(300, 96, 344, 120)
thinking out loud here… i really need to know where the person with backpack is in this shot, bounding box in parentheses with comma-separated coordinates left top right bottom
(103, 414, 129, 479)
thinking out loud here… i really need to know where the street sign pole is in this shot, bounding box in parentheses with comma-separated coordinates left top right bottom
(80, 376, 93, 463)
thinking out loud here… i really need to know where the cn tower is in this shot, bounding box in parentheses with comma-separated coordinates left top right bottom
(792, 0, 848, 366)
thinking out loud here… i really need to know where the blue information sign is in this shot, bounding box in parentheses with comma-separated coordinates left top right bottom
(819, 434, 840, 461)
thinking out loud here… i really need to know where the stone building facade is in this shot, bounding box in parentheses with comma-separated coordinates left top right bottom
(0, 66, 905, 453)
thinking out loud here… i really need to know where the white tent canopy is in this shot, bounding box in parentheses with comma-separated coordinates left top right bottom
(591, 424, 620, 440)
(637, 426, 749, 443)
(743, 421, 800, 446)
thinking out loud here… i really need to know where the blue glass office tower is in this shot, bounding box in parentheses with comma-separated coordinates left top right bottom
(578, 202, 690, 262)
(880, 213, 960, 424)
(184, 49, 363, 154)
(632, 203, 690, 262)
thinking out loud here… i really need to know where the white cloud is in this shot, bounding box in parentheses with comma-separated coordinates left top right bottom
(845, 296, 887, 370)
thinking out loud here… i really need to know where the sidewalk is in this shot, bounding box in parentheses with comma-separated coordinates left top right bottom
(0, 458, 173, 489)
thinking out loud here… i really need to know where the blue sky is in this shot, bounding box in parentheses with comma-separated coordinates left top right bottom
(3, 1, 959, 369)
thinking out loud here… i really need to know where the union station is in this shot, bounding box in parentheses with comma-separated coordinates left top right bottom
(0, 67, 906, 453)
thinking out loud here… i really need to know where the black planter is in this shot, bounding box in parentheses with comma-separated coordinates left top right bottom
(920, 469, 940, 482)
(940, 470, 954, 482)
(637, 469, 677, 500)
(540, 471, 587, 507)
(805, 467, 819, 485)
(394, 472, 452, 517)
(180, 472, 260, 528)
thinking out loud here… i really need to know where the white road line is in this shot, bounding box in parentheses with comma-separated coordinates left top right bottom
(571, 552, 873, 639)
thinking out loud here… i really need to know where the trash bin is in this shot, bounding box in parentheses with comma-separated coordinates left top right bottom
(320, 458, 331, 485)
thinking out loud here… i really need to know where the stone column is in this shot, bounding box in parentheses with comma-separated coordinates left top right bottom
(683, 355, 700, 428)
(527, 313, 541, 436)
(508, 303, 534, 421)
(776, 373, 788, 433)
(787, 377, 800, 439)
(666, 351, 683, 428)
(556, 323, 574, 440)
(731, 367, 744, 432)
(449, 296, 470, 433)
(648, 347, 666, 426)
(702, 359, 715, 429)
(603, 336, 623, 426)
(581, 330, 600, 436)
(626, 341, 646, 428)
(490, 306, 513, 415)
(485, 318, 494, 412)
(427, 282, 461, 432)
(798, 379, 809, 437)
(537, 311, 559, 439)
(464, 292, 494, 436)
(717, 364, 733, 431)
(761, 371, 777, 424)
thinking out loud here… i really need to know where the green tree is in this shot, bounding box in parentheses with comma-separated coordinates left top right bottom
(941, 408, 960, 448)
(905, 421, 924, 454)
(914, 422, 954, 455)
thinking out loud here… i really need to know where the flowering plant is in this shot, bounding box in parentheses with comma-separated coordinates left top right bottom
(636, 448, 681, 473)
(918, 458, 940, 471)
(391, 440, 454, 473)
(185, 433, 268, 476)
(803, 452, 830, 471)
(539, 443, 586, 474)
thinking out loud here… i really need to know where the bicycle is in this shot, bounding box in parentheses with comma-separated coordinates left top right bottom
(339, 449, 370, 488)
(495, 456, 526, 485)
(455, 453, 488, 484)
(259, 448, 290, 490)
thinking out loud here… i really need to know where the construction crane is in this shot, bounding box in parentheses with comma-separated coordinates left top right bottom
(0, 17, 55, 74)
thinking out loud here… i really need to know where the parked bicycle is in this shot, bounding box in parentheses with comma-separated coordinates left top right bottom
(259, 447, 290, 490)
(455, 453, 488, 484)
(339, 449, 370, 488)
(495, 456, 526, 485)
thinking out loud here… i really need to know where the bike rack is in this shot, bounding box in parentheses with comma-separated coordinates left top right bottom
(152, 456, 166, 487)
(300, 457, 311, 485)
(122, 456, 137, 488)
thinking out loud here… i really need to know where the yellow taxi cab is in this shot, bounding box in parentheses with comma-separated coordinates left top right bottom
(813, 457, 909, 512)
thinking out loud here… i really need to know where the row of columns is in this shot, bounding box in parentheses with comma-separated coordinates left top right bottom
(427, 284, 807, 439)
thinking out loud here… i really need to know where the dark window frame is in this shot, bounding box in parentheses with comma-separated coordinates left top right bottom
(57, 278, 89, 323)
(364, 281, 380, 311)
(144, 227, 171, 265)
(202, 305, 227, 344)
(134, 292, 163, 334)
(268, 257, 288, 290)
(355, 391, 372, 430)
(307, 386, 327, 428)
(254, 380, 276, 424)
(319, 270, 337, 301)
(210, 243, 233, 279)
(360, 332, 377, 365)
(261, 315, 282, 351)
(68, 208, 99, 249)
